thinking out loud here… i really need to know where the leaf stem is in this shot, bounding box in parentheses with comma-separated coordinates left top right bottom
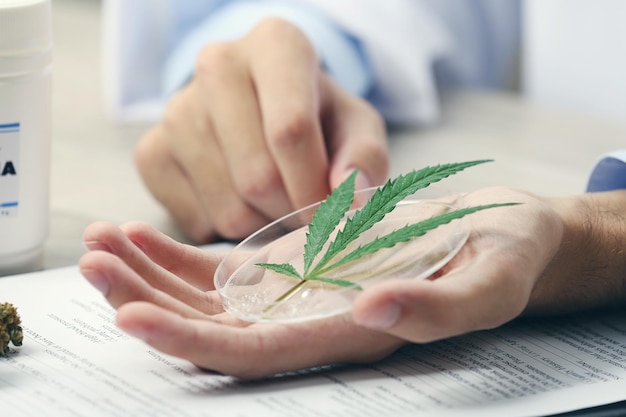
(262, 279, 308, 314)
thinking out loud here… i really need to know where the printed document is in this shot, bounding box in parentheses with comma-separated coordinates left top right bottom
(2, 266, 626, 416)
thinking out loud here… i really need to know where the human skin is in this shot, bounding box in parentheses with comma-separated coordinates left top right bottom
(79, 187, 626, 379)
(134, 18, 389, 243)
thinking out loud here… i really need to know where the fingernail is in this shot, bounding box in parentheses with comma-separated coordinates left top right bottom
(81, 268, 109, 296)
(83, 240, 111, 252)
(354, 302, 401, 330)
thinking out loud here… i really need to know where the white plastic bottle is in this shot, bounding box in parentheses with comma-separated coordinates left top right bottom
(0, 0, 52, 275)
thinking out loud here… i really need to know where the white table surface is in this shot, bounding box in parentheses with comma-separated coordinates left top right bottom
(44, 0, 626, 270)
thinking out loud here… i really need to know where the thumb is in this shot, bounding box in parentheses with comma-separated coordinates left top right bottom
(351, 279, 458, 343)
(351, 276, 504, 344)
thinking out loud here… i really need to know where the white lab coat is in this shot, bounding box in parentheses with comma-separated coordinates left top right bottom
(102, 0, 519, 125)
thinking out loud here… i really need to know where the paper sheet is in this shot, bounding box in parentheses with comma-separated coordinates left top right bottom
(2, 266, 626, 417)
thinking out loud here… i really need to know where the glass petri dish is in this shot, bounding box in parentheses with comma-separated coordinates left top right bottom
(214, 189, 469, 323)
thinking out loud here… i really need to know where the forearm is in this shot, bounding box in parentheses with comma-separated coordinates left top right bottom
(528, 190, 626, 315)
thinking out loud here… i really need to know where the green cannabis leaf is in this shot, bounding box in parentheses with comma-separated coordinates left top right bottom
(309, 160, 494, 277)
(303, 170, 358, 275)
(256, 160, 518, 307)
(314, 202, 515, 276)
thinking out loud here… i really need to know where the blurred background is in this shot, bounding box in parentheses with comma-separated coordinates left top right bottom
(524, 0, 626, 124)
(48, 0, 176, 268)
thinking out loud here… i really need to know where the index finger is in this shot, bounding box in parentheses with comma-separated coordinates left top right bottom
(246, 20, 331, 209)
(119, 221, 224, 292)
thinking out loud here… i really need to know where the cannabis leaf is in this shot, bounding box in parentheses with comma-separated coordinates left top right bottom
(314, 202, 516, 275)
(303, 170, 357, 275)
(255, 262, 302, 280)
(256, 160, 517, 302)
(310, 160, 492, 277)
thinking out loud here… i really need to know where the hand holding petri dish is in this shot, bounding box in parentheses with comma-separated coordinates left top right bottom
(214, 161, 516, 323)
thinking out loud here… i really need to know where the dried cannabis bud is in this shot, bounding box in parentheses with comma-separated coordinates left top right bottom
(1, 302, 23, 356)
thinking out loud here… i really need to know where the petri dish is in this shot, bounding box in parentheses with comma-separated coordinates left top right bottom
(214, 188, 469, 323)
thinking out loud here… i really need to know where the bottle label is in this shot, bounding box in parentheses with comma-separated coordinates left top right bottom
(0, 123, 20, 217)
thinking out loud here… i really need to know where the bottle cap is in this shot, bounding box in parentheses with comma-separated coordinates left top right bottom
(0, 0, 52, 56)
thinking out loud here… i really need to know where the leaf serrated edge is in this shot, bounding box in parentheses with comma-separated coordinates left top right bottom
(310, 160, 493, 276)
(302, 170, 357, 275)
(316, 202, 519, 275)
(306, 276, 363, 290)
(255, 263, 302, 279)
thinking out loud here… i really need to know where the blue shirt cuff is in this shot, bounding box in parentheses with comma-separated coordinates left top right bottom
(162, 0, 373, 100)
(586, 150, 626, 192)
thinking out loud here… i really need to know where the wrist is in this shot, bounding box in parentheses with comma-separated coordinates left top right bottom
(530, 191, 626, 314)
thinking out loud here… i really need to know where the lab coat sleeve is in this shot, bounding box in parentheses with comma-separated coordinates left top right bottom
(296, 0, 453, 126)
(101, 0, 372, 124)
(101, 0, 175, 122)
(103, 0, 517, 126)
(586, 150, 626, 192)
(297, 0, 521, 126)
(161, 0, 372, 100)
